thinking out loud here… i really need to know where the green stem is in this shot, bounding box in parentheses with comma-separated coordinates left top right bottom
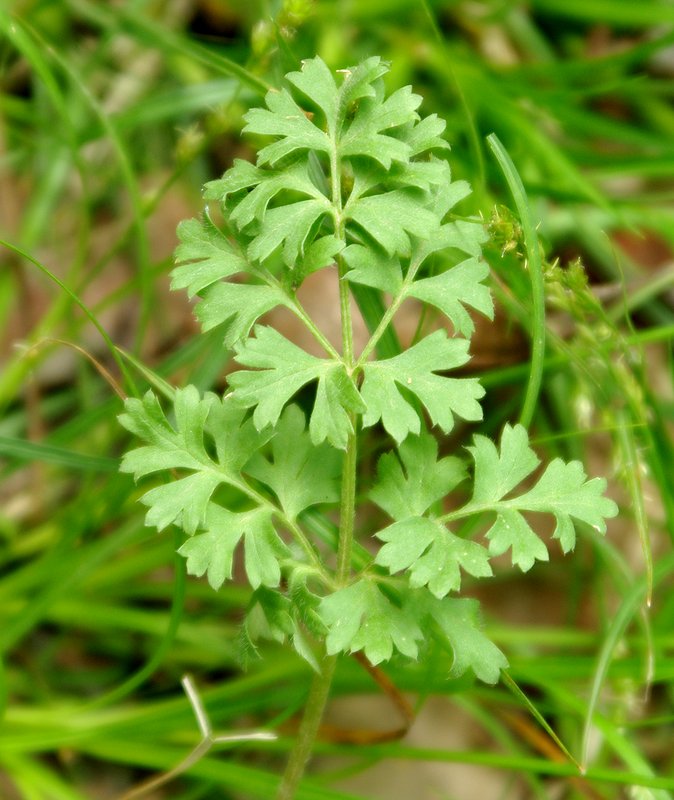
(355, 249, 426, 368)
(276, 134, 358, 800)
(332, 156, 354, 368)
(288, 298, 341, 360)
(330, 134, 357, 588)
(232, 478, 330, 582)
(261, 268, 340, 359)
(274, 426, 356, 800)
(275, 654, 337, 800)
(272, 423, 356, 800)
(336, 424, 358, 584)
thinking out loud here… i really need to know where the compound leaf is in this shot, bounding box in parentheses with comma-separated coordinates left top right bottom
(171, 217, 247, 296)
(242, 586, 321, 671)
(375, 517, 492, 598)
(398, 113, 449, 156)
(230, 326, 359, 448)
(370, 433, 466, 519)
(407, 257, 494, 338)
(141, 472, 222, 535)
(120, 388, 270, 536)
(244, 87, 331, 165)
(243, 508, 289, 588)
(464, 424, 619, 570)
(178, 505, 288, 591)
(340, 85, 421, 167)
(360, 330, 485, 443)
(203, 158, 266, 207)
(171, 214, 296, 349)
(418, 217, 488, 262)
(286, 56, 339, 134)
(120, 388, 220, 534)
(246, 405, 341, 519)
(310, 364, 366, 449)
(408, 526, 493, 598)
(343, 243, 403, 294)
(515, 458, 617, 540)
(205, 159, 324, 231)
(415, 594, 508, 684)
(469, 424, 540, 505)
(207, 395, 272, 473)
(248, 199, 330, 266)
(347, 190, 439, 257)
(177, 505, 245, 590)
(300, 234, 343, 276)
(229, 327, 326, 428)
(120, 387, 210, 475)
(485, 507, 549, 572)
(196, 282, 291, 348)
(338, 56, 389, 110)
(319, 580, 422, 665)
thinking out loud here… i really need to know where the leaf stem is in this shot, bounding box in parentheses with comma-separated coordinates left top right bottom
(232, 476, 330, 581)
(438, 504, 493, 525)
(287, 298, 341, 360)
(355, 250, 425, 368)
(261, 268, 340, 360)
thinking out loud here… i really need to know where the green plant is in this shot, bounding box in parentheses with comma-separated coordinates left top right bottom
(119, 56, 618, 799)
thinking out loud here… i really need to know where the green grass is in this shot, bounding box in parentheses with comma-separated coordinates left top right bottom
(1, 1, 674, 798)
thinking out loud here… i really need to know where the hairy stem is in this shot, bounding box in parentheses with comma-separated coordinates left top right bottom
(336, 423, 357, 584)
(274, 421, 356, 799)
(331, 154, 354, 368)
(331, 135, 357, 585)
(274, 420, 357, 800)
(275, 654, 337, 800)
(276, 141, 358, 800)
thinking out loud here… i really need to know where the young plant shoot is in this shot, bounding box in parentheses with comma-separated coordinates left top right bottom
(119, 56, 618, 798)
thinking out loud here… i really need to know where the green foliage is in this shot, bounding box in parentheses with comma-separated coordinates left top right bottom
(319, 579, 422, 665)
(360, 331, 485, 443)
(465, 424, 617, 569)
(120, 391, 328, 591)
(370, 423, 617, 594)
(7, 0, 674, 795)
(120, 56, 617, 692)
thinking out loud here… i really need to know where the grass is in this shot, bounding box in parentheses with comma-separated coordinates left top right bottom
(1, 0, 674, 798)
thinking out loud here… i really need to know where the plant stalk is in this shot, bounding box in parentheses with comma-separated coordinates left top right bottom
(274, 394, 358, 800)
(275, 653, 337, 800)
(276, 137, 359, 800)
(274, 425, 357, 800)
(336, 423, 357, 584)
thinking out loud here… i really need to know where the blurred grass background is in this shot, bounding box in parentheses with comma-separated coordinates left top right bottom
(2, 1, 674, 798)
